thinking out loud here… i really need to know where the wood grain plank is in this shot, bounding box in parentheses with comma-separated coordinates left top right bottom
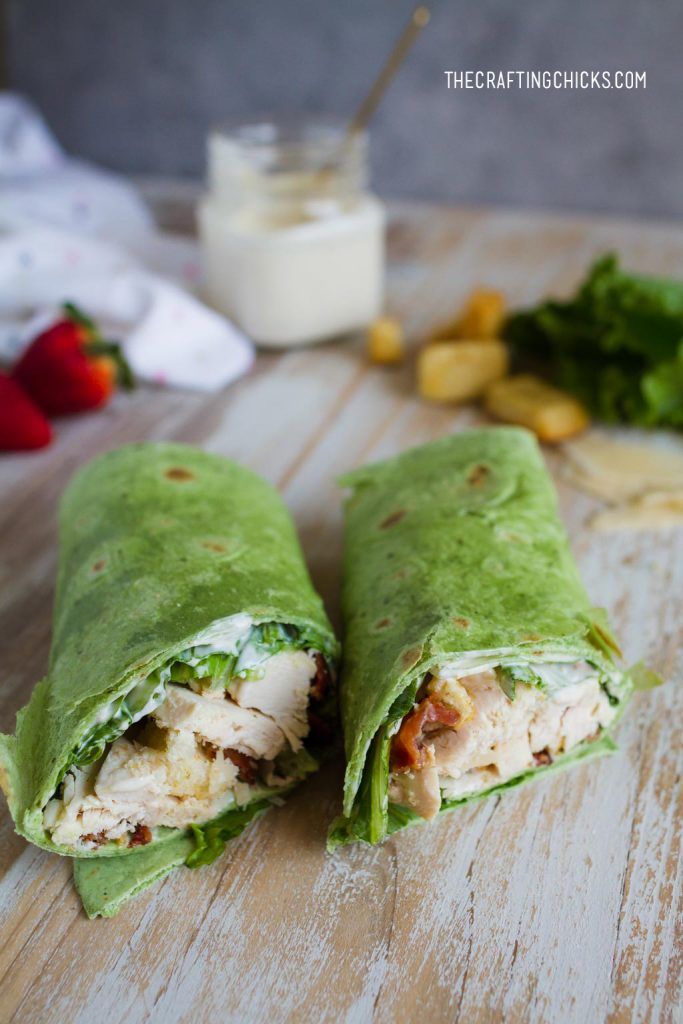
(0, 202, 681, 1024)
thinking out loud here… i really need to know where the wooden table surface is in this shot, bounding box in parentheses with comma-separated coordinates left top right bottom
(0, 201, 681, 1024)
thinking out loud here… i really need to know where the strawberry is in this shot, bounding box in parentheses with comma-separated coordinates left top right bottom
(0, 373, 52, 451)
(13, 303, 133, 416)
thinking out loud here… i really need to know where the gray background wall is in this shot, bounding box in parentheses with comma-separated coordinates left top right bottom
(6, 0, 682, 219)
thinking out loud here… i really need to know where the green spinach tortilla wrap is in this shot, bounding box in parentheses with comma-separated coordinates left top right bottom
(0, 443, 337, 915)
(331, 427, 657, 847)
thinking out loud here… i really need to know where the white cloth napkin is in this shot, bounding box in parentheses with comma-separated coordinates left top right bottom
(0, 93, 253, 391)
(0, 92, 154, 242)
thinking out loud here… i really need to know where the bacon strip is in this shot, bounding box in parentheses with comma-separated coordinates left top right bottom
(307, 708, 333, 742)
(391, 697, 460, 773)
(128, 824, 152, 847)
(224, 748, 258, 784)
(310, 653, 330, 702)
(82, 830, 108, 846)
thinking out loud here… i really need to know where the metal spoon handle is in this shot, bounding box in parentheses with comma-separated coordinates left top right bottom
(348, 6, 431, 137)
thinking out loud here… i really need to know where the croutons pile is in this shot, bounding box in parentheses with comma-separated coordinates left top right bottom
(366, 289, 589, 444)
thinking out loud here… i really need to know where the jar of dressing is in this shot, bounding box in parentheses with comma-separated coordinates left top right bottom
(197, 118, 385, 347)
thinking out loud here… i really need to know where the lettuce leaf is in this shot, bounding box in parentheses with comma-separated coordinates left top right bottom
(185, 745, 325, 868)
(495, 663, 551, 698)
(624, 660, 663, 691)
(330, 727, 390, 846)
(186, 800, 272, 868)
(505, 254, 683, 428)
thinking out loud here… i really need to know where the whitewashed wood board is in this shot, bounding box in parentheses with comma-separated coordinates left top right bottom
(0, 202, 681, 1024)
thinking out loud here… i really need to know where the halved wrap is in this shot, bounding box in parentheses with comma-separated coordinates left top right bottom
(0, 443, 337, 915)
(331, 427, 656, 846)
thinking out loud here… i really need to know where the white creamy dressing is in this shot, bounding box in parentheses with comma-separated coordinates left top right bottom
(79, 614, 255, 747)
(199, 196, 384, 347)
(438, 647, 586, 678)
(198, 123, 384, 347)
(189, 612, 253, 652)
(92, 702, 117, 725)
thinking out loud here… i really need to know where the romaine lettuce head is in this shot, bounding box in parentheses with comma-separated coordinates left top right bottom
(505, 253, 683, 428)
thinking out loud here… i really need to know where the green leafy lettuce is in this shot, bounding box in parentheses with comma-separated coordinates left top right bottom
(504, 254, 683, 427)
(187, 802, 273, 867)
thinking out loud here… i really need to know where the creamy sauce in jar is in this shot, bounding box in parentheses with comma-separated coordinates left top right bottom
(197, 120, 385, 348)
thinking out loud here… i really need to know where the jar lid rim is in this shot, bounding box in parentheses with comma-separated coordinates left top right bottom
(210, 115, 367, 150)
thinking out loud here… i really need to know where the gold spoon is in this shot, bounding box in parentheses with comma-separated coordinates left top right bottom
(315, 6, 431, 184)
(348, 6, 431, 138)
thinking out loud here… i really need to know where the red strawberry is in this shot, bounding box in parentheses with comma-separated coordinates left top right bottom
(13, 303, 133, 416)
(0, 373, 52, 451)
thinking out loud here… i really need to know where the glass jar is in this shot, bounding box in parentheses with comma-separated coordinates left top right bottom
(197, 117, 385, 347)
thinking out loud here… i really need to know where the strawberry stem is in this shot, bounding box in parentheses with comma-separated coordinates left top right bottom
(85, 340, 135, 391)
(63, 303, 134, 391)
(62, 301, 98, 337)
(62, 304, 134, 392)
